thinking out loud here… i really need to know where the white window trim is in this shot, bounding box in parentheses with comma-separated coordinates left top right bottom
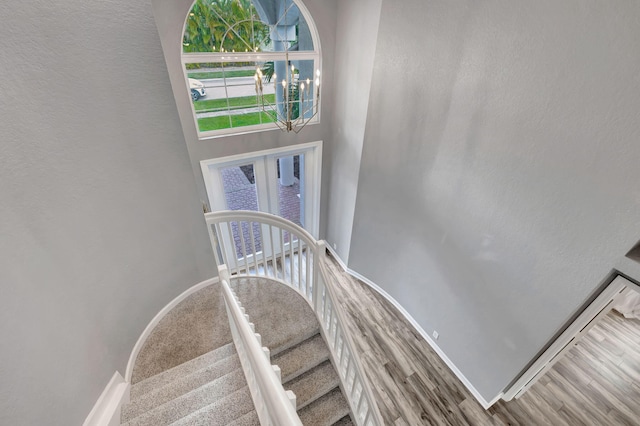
(200, 140, 322, 238)
(181, 0, 322, 139)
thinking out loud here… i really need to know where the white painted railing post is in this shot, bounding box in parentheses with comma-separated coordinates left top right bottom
(218, 265, 230, 283)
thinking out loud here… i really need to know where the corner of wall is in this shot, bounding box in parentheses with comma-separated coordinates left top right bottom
(325, 244, 503, 409)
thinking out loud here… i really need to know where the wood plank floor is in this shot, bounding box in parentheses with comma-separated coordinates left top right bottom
(323, 252, 640, 425)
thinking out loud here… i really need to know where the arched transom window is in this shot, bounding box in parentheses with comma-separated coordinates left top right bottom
(182, 0, 321, 138)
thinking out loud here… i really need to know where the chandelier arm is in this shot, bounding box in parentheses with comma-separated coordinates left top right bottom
(258, 99, 288, 123)
(255, 54, 320, 133)
(291, 109, 319, 133)
(273, 120, 289, 132)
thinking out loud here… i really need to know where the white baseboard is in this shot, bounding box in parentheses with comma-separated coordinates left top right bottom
(124, 276, 219, 382)
(325, 244, 349, 272)
(86, 276, 220, 426)
(325, 245, 502, 410)
(83, 372, 130, 426)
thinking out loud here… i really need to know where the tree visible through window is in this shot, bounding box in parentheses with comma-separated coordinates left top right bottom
(182, 0, 320, 137)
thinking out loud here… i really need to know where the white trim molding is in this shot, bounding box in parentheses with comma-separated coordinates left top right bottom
(180, 0, 323, 139)
(200, 141, 323, 239)
(124, 277, 219, 383)
(325, 245, 502, 410)
(83, 372, 130, 426)
(502, 274, 629, 400)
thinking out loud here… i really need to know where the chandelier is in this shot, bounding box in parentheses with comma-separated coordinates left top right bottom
(253, 54, 320, 133)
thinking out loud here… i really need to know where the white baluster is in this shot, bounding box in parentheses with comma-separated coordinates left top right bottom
(269, 225, 277, 279)
(272, 364, 281, 382)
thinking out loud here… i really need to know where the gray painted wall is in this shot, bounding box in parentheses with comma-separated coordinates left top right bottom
(0, 0, 212, 424)
(151, 0, 337, 239)
(349, 0, 640, 400)
(325, 0, 382, 262)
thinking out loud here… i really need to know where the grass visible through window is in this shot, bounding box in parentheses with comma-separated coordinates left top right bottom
(198, 111, 276, 131)
(194, 94, 276, 113)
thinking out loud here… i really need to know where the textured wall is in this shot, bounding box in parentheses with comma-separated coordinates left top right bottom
(349, 0, 640, 400)
(0, 0, 211, 423)
(324, 0, 382, 262)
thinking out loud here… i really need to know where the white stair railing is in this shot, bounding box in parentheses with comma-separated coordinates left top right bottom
(206, 211, 383, 426)
(314, 251, 379, 425)
(219, 265, 303, 426)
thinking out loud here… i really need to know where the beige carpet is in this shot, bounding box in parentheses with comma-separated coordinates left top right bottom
(131, 283, 232, 383)
(230, 276, 319, 355)
(127, 276, 353, 425)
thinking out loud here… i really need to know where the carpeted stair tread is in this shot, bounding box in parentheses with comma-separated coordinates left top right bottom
(130, 343, 236, 399)
(121, 354, 241, 422)
(298, 387, 351, 426)
(169, 386, 255, 426)
(231, 277, 320, 356)
(272, 333, 330, 383)
(286, 360, 340, 410)
(122, 368, 247, 426)
(226, 409, 261, 426)
(332, 415, 355, 425)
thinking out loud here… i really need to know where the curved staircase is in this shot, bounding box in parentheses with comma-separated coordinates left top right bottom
(232, 276, 354, 426)
(120, 210, 382, 425)
(121, 277, 354, 425)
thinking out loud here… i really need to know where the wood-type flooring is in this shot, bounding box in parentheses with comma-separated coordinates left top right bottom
(322, 253, 640, 425)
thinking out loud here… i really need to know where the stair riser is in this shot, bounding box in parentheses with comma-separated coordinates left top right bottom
(130, 343, 236, 400)
(169, 386, 256, 426)
(272, 333, 330, 384)
(224, 409, 260, 426)
(298, 388, 351, 426)
(270, 328, 321, 357)
(122, 355, 241, 422)
(123, 369, 247, 426)
(286, 360, 341, 411)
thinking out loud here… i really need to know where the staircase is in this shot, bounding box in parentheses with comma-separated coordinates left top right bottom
(274, 334, 353, 425)
(232, 276, 354, 426)
(121, 276, 353, 426)
(120, 343, 259, 426)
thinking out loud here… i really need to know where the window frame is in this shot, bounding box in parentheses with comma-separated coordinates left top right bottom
(181, 0, 322, 139)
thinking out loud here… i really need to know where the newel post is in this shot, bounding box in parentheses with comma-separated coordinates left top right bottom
(218, 265, 231, 283)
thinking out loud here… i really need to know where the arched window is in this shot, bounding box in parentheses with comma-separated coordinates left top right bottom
(182, 0, 321, 138)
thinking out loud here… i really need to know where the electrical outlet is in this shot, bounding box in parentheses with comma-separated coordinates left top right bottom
(432, 330, 439, 340)
(333, 242, 337, 250)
